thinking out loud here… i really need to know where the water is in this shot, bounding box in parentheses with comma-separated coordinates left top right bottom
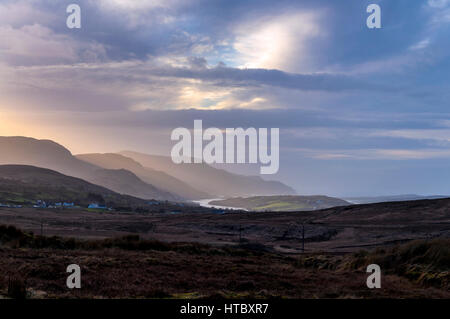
(192, 199, 248, 211)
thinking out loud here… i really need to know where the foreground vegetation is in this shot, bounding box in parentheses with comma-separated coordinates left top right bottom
(0, 224, 448, 299)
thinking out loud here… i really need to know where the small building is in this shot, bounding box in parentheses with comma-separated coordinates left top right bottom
(88, 203, 107, 209)
(34, 200, 47, 208)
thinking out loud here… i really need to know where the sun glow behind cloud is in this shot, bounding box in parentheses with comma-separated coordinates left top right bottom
(232, 12, 323, 72)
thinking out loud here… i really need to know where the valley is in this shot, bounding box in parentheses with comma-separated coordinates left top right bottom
(0, 136, 296, 202)
(0, 135, 449, 299)
(1, 197, 449, 253)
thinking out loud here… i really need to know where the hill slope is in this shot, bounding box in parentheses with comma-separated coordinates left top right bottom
(209, 195, 350, 211)
(120, 151, 296, 198)
(344, 194, 449, 204)
(0, 137, 177, 201)
(76, 153, 208, 200)
(89, 168, 178, 202)
(0, 165, 147, 207)
(0, 136, 95, 179)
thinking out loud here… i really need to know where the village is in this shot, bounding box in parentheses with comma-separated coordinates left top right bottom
(0, 200, 111, 210)
(0, 198, 208, 215)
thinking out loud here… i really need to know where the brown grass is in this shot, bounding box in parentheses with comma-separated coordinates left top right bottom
(0, 224, 448, 299)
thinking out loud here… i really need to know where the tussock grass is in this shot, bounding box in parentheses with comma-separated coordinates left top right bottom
(345, 239, 450, 289)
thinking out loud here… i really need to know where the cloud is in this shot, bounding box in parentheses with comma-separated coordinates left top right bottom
(0, 1, 56, 27)
(97, 0, 178, 10)
(0, 24, 107, 66)
(409, 38, 431, 51)
(371, 129, 450, 143)
(0, 56, 392, 114)
(428, 0, 450, 9)
(427, 0, 450, 25)
(290, 147, 450, 160)
(231, 11, 324, 73)
(1, 0, 449, 196)
(95, 0, 185, 28)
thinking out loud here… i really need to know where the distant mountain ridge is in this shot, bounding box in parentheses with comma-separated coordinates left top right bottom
(0, 136, 296, 201)
(120, 151, 296, 198)
(0, 137, 176, 201)
(76, 153, 208, 200)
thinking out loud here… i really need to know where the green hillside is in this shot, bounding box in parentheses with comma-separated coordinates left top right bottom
(0, 165, 147, 207)
(209, 195, 350, 212)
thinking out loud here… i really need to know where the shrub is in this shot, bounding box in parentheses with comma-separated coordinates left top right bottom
(7, 276, 27, 300)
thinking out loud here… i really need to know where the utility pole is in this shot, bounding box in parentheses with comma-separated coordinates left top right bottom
(239, 224, 242, 243)
(301, 223, 305, 252)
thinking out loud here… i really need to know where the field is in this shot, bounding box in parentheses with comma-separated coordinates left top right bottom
(209, 195, 349, 212)
(0, 198, 449, 299)
(0, 225, 448, 299)
(1, 198, 449, 253)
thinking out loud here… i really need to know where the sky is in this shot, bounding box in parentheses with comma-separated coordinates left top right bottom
(1, 0, 450, 197)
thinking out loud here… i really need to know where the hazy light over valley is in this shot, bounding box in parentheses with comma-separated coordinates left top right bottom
(1, 0, 450, 197)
